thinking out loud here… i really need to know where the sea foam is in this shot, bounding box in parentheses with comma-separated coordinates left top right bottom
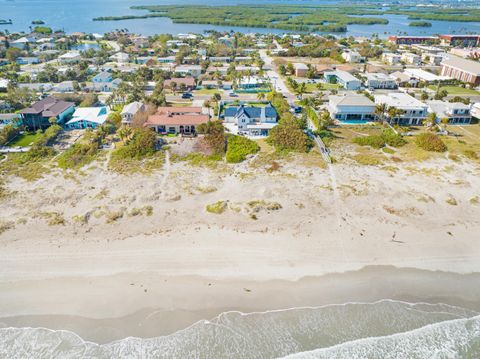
(0, 300, 477, 358)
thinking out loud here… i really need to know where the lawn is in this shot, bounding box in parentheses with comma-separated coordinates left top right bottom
(8, 132, 43, 147)
(194, 89, 224, 95)
(427, 85, 480, 96)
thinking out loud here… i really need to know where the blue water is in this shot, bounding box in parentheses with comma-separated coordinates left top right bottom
(1, 0, 480, 37)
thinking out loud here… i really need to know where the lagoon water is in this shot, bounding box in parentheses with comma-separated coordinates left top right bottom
(1, 300, 479, 358)
(1, 0, 480, 37)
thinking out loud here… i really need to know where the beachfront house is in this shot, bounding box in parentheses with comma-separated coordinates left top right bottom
(121, 101, 145, 125)
(324, 70, 361, 90)
(328, 94, 376, 123)
(65, 106, 109, 129)
(145, 106, 209, 135)
(374, 93, 428, 125)
(20, 96, 75, 130)
(427, 100, 472, 125)
(223, 103, 278, 136)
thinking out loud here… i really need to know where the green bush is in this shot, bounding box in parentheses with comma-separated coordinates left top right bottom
(112, 128, 157, 159)
(267, 117, 310, 153)
(0, 125, 20, 146)
(353, 130, 406, 149)
(226, 135, 259, 163)
(57, 142, 99, 169)
(415, 133, 447, 152)
(353, 135, 385, 149)
(382, 129, 406, 148)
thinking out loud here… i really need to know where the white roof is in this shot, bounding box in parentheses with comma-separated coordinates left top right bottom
(365, 73, 395, 81)
(404, 69, 450, 82)
(427, 100, 470, 117)
(329, 94, 375, 107)
(325, 70, 360, 83)
(66, 107, 109, 125)
(294, 62, 309, 70)
(59, 51, 81, 59)
(375, 92, 427, 110)
(441, 55, 480, 76)
(121, 101, 143, 115)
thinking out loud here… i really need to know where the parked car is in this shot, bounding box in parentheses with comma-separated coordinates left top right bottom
(181, 92, 193, 99)
(229, 92, 238, 97)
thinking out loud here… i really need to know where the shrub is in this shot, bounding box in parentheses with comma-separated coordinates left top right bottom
(0, 125, 20, 146)
(206, 201, 227, 214)
(112, 128, 157, 159)
(353, 130, 405, 149)
(382, 129, 406, 148)
(353, 135, 384, 149)
(267, 118, 310, 153)
(197, 120, 226, 154)
(415, 133, 447, 152)
(226, 135, 259, 163)
(58, 142, 99, 169)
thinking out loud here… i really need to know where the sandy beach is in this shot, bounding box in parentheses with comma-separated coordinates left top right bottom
(1, 148, 480, 344)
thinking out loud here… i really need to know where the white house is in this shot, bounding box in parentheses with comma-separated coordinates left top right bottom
(365, 73, 397, 89)
(341, 50, 364, 63)
(374, 93, 428, 125)
(427, 100, 472, 124)
(109, 52, 129, 64)
(174, 65, 202, 77)
(401, 52, 421, 66)
(328, 94, 376, 122)
(121, 101, 145, 125)
(324, 70, 361, 90)
(58, 51, 81, 64)
(223, 103, 278, 136)
(382, 53, 401, 65)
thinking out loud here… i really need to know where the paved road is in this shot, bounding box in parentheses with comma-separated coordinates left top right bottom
(259, 50, 296, 103)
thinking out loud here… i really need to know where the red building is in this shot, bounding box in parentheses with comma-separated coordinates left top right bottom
(440, 56, 480, 86)
(439, 35, 480, 47)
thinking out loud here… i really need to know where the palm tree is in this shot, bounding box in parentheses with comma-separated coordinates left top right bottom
(295, 82, 307, 99)
(374, 103, 387, 123)
(257, 92, 266, 101)
(423, 112, 437, 129)
(387, 107, 405, 125)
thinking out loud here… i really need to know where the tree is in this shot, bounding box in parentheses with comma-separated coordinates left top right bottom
(6, 47, 22, 62)
(267, 117, 310, 153)
(48, 117, 57, 125)
(375, 103, 387, 122)
(279, 64, 287, 76)
(421, 92, 429, 101)
(295, 82, 307, 99)
(117, 126, 133, 144)
(257, 92, 266, 101)
(423, 112, 437, 129)
(107, 112, 122, 129)
(387, 106, 404, 123)
(196, 120, 225, 154)
(286, 62, 294, 75)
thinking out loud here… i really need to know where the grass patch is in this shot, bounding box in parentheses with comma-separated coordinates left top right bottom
(427, 85, 480, 96)
(226, 135, 260, 163)
(415, 133, 447, 152)
(352, 154, 383, 166)
(39, 211, 65, 226)
(7, 132, 44, 147)
(446, 196, 458, 206)
(206, 200, 227, 214)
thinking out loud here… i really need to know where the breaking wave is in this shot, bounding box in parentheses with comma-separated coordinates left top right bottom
(0, 300, 478, 358)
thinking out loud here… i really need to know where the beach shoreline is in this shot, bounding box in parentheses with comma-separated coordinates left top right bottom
(2, 266, 480, 344)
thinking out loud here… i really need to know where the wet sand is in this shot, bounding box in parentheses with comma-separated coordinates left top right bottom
(1, 266, 480, 344)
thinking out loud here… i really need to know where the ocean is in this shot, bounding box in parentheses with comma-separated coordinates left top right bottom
(1, 300, 479, 358)
(1, 0, 480, 37)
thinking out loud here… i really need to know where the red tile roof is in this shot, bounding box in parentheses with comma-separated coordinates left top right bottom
(146, 114, 209, 126)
